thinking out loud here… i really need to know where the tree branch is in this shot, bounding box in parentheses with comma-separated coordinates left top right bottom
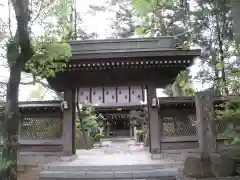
(20, 77, 48, 87)
(30, 1, 51, 25)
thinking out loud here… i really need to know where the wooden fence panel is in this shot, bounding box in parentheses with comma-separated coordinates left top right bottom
(0, 101, 63, 153)
(158, 96, 232, 152)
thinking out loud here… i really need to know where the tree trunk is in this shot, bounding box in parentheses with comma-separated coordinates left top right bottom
(2, 63, 22, 180)
(76, 104, 88, 149)
(216, 14, 229, 95)
(80, 118, 88, 149)
(231, 0, 240, 55)
(1, 1, 32, 179)
(172, 81, 182, 96)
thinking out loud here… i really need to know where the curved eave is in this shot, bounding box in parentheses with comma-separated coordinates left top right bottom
(47, 48, 201, 92)
(70, 49, 201, 60)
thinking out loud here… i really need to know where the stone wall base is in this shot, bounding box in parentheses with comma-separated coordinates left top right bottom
(0, 153, 77, 166)
(176, 171, 240, 180)
(18, 165, 40, 180)
(151, 150, 199, 161)
(17, 154, 77, 166)
(151, 153, 162, 159)
(16, 155, 77, 179)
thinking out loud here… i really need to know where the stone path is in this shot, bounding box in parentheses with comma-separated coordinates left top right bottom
(47, 140, 181, 167)
(40, 140, 182, 179)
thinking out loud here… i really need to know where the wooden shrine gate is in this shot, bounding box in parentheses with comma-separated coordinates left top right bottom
(46, 37, 201, 156)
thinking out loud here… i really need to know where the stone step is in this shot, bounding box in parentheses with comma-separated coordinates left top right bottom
(100, 137, 134, 143)
(39, 168, 178, 179)
(43, 162, 183, 172)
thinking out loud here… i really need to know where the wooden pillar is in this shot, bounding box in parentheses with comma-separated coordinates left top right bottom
(147, 84, 161, 153)
(72, 89, 76, 155)
(62, 90, 76, 156)
(195, 90, 217, 157)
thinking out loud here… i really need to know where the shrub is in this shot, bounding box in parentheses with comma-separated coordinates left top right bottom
(95, 133, 104, 138)
(94, 133, 104, 142)
(136, 130, 145, 135)
(216, 97, 240, 145)
(0, 159, 12, 178)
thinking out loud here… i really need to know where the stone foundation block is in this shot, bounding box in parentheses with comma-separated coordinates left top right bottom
(151, 153, 163, 159)
(183, 156, 214, 178)
(177, 170, 240, 180)
(211, 153, 236, 177)
(60, 154, 77, 161)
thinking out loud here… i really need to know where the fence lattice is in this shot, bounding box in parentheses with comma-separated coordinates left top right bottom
(20, 116, 62, 139)
(0, 104, 63, 140)
(161, 114, 197, 137)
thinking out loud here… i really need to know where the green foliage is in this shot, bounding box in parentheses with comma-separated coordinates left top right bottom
(216, 62, 225, 70)
(132, 0, 157, 15)
(76, 104, 104, 130)
(133, 0, 175, 15)
(217, 97, 240, 145)
(136, 129, 145, 135)
(222, 127, 240, 145)
(163, 70, 195, 97)
(95, 133, 104, 138)
(177, 71, 196, 96)
(221, 97, 240, 122)
(0, 140, 13, 178)
(0, 159, 12, 170)
(129, 107, 148, 127)
(230, 70, 240, 78)
(25, 41, 72, 78)
(135, 27, 147, 35)
(23, 0, 95, 80)
(133, 0, 195, 96)
(0, 159, 12, 179)
(94, 133, 104, 142)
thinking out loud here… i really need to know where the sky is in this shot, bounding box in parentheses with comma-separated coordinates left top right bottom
(0, 0, 208, 101)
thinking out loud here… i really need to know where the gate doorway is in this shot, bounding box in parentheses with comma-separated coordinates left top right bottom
(108, 117, 130, 137)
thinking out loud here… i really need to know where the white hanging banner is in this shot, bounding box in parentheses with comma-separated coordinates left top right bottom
(76, 86, 145, 106)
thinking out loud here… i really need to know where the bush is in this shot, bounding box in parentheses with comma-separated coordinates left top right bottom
(216, 97, 240, 145)
(136, 130, 145, 135)
(95, 133, 104, 138)
(0, 159, 12, 179)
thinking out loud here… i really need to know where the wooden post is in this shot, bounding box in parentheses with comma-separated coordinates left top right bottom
(195, 90, 217, 157)
(62, 90, 75, 156)
(147, 84, 161, 153)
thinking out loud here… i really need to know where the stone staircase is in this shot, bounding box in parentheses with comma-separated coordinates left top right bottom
(39, 138, 182, 179)
(39, 163, 180, 179)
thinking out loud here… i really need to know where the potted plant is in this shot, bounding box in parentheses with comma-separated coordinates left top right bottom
(94, 133, 104, 143)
